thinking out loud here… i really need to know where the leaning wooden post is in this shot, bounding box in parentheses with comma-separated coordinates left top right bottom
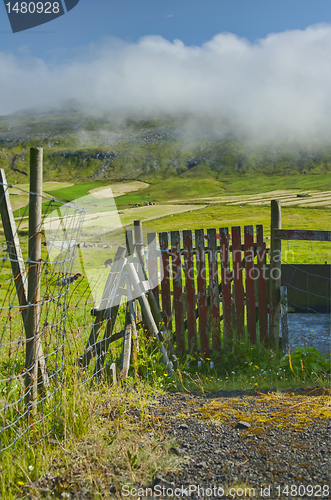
(134, 222, 176, 366)
(126, 262, 174, 375)
(0, 168, 49, 400)
(269, 200, 282, 350)
(25, 147, 43, 414)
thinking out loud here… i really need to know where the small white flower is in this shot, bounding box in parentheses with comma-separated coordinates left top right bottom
(231, 371, 235, 374)
(28, 465, 34, 471)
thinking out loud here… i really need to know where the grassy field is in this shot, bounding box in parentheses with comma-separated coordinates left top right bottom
(115, 173, 330, 205)
(1, 171, 330, 498)
(46, 181, 109, 201)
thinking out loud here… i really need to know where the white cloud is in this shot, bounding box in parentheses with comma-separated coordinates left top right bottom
(1, 23, 331, 143)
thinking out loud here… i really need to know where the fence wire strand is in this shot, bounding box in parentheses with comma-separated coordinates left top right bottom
(0, 181, 87, 473)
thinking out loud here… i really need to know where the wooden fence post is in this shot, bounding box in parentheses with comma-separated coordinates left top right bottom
(133, 223, 176, 366)
(231, 226, 244, 340)
(207, 228, 221, 353)
(25, 147, 43, 413)
(0, 169, 28, 311)
(159, 232, 172, 331)
(220, 227, 232, 345)
(134, 220, 144, 266)
(280, 286, 289, 355)
(256, 225, 268, 343)
(269, 200, 282, 349)
(126, 229, 134, 257)
(195, 229, 209, 357)
(0, 168, 49, 404)
(171, 231, 185, 356)
(183, 230, 197, 353)
(244, 225, 256, 344)
(147, 232, 159, 307)
(126, 262, 174, 375)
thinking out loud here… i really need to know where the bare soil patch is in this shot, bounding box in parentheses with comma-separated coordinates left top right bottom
(89, 181, 149, 199)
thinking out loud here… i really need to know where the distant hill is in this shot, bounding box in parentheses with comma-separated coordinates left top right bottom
(0, 109, 330, 184)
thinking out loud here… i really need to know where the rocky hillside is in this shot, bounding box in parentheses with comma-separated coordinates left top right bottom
(0, 109, 330, 184)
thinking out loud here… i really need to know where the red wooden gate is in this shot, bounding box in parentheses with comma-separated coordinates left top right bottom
(147, 224, 269, 358)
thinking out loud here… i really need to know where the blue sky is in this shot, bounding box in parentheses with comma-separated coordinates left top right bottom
(1, 1, 331, 144)
(1, 0, 330, 62)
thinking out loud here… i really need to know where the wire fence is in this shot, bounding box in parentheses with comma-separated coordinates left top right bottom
(1, 174, 330, 475)
(280, 258, 331, 356)
(0, 176, 159, 474)
(0, 178, 86, 472)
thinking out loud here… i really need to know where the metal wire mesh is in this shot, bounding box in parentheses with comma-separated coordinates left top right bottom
(0, 179, 86, 471)
(281, 253, 331, 356)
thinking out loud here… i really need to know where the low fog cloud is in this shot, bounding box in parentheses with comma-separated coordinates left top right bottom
(1, 23, 331, 143)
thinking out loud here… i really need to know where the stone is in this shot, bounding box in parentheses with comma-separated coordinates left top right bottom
(235, 421, 251, 430)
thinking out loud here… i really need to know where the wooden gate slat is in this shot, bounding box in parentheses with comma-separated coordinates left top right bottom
(207, 228, 221, 352)
(231, 226, 244, 339)
(256, 224, 268, 343)
(183, 230, 197, 352)
(244, 225, 256, 343)
(170, 231, 185, 355)
(220, 227, 232, 344)
(195, 229, 209, 357)
(159, 232, 172, 330)
(147, 232, 159, 307)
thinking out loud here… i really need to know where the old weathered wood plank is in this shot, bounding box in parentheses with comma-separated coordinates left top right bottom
(220, 227, 232, 345)
(147, 232, 160, 307)
(183, 230, 197, 352)
(244, 225, 256, 343)
(121, 304, 132, 379)
(94, 262, 127, 374)
(0, 161, 48, 408)
(256, 225, 268, 343)
(195, 229, 209, 357)
(0, 169, 28, 307)
(159, 232, 172, 330)
(26, 148, 43, 411)
(273, 229, 331, 241)
(280, 286, 289, 355)
(207, 228, 221, 353)
(134, 220, 144, 265)
(80, 246, 126, 368)
(126, 262, 174, 375)
(269, 200, 281, 349)
(126, 229, 134, 257)
(171, 231, 185, 356)
(231, 226, 244, 339)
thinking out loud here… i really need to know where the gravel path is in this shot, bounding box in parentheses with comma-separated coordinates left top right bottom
(149, 389, 331, 499)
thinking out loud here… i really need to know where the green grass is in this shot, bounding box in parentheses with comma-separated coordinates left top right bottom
(139, 204, 331, 264)
(0, 268, 330, 498)
(115, 172, 330, 206)
(47, 181, 109, 201)
(218, 172, 331, 194)
(1, 164, 330, 497)
(116, 177, 225, 204)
